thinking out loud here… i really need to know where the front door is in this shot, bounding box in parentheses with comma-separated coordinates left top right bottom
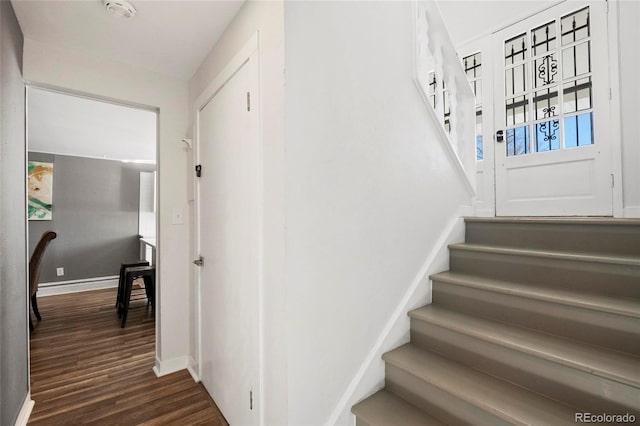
(196, 52, 260, 425)
(493, 1, 613, 216)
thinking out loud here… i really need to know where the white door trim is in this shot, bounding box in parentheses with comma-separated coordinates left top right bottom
(192, 32, 264, 424)
(604, 0, 624, 217)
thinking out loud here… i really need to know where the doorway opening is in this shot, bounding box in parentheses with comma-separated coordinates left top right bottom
(25, 84, 160, 408)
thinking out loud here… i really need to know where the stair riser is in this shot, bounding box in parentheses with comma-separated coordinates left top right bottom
(352, 389, 447, 426)
(465, 222, 640, 256)
(449, 249, 640, 299)
(385, 364, 511, 426)
(433, 282, 640, 354)
(410, 319, 640, 412)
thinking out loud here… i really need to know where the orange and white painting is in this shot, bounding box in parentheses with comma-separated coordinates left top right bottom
(28, 161, 53, 220)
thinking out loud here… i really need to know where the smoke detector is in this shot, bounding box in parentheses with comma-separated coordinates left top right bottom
(103, 0, 137, 19)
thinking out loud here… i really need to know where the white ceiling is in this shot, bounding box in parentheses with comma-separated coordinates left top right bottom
(15, 0, 245, 162)
(438, 1, 559, 45)
(28, 87, 157, 163)
(11, 0, 245, 80)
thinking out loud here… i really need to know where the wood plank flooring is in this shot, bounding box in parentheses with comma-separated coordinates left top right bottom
(29, 288, 228, 425)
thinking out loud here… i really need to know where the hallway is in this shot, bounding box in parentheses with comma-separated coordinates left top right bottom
(28, 288, 227, 425)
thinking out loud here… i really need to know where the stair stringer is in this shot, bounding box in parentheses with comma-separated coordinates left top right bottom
(327, 209, 469, 426)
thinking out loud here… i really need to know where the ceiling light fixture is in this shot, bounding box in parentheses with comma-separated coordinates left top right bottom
(103, 0, 137, 20)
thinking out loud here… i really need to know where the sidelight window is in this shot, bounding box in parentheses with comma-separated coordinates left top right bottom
(463, 52, 483, 160)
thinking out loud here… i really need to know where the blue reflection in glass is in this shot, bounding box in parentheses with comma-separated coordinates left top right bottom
(476, 135, 484, 161)
(507, 126, 529, 156)
(564, 112, 593, 148)
(534, 119, 560, 152)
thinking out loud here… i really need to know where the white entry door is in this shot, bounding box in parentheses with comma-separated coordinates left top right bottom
(197, 52, 260, 425)
(493, 1, 613, 216)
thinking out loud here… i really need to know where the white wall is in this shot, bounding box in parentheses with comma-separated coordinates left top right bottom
(22, 39, 191, 367)
(188, 1, 286, 423)
(617, 0, 640, 217)
(283, 2, 471, 424)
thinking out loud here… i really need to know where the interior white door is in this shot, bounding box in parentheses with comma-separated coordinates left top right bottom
(197, 54, 260, 425)
(493, 1, 613, 216)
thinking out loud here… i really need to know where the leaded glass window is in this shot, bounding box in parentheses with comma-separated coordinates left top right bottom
(503, 6, 594, 157)
(443, 80, 452, 134)
(425, 70, 452, 136)
(428, 71, 437, 110)
(463, 52, 483, 160)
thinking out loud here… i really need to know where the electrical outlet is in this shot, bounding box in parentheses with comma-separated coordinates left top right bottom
(56, 267, 64, 277)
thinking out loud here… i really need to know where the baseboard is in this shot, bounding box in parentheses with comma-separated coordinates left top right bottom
(14, 393, 34, 426)
(326, 208, 468, 426)
(38, 276, 118, 297)
(473, 205, 495, 218)
(152, 355, 190, 378)
(187, 356, 200, 382)
(623, 206, 640, 218)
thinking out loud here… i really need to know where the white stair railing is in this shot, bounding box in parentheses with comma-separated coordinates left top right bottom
(415, 0, 476, 194)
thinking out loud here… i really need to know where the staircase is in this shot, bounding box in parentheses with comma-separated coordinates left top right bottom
(352, 217, 640, 425)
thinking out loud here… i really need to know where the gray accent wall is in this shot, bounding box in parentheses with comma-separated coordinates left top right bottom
(28, 152, 155, 283)
(0, 2, 28, 424)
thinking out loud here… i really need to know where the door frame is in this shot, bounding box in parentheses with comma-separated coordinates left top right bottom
(192, 32, 264, 423)
(24, 82, 160, 392)
(455, 0, 624, 217)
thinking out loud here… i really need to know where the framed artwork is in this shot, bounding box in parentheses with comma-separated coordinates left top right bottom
(28, 161, 53, 220)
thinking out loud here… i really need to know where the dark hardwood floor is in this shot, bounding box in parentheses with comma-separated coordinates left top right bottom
(29, 287, 228, 425)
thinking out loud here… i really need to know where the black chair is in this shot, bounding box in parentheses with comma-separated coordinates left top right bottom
(118, 265, 155, 328)
(116, 260, 149, 311)
(29, 230, 57, 332)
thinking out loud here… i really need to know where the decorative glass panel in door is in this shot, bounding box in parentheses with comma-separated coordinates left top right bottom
(493, 1, 612, 216)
